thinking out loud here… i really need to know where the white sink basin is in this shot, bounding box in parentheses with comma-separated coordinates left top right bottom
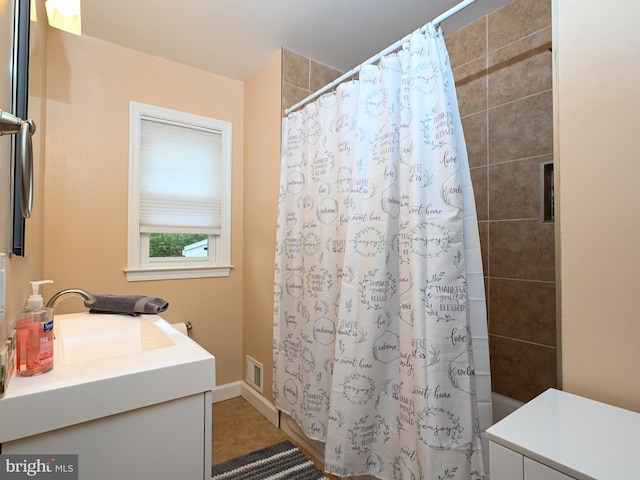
(0, 312, 215, 444)
(58, 314, 175, 364)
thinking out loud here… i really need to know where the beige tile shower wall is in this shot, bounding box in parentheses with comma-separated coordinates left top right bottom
(447, 0, 555, 403)
(281, 49, 342, 115)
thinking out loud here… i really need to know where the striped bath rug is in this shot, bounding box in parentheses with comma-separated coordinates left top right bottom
(211, 440, 329, 479)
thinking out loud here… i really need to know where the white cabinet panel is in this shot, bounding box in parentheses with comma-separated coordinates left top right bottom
(487, 389, 640, 479)
(525, 457, 575, 480)
(490, 441, 523, 480)
(3, 393, 210, 480)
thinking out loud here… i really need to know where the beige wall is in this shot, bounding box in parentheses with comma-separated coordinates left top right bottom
(42, 30, 244, 386)
(555, 0, 640, 412)
(242, 50, 282, 401)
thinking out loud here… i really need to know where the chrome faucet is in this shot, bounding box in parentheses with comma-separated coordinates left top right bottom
(46, 289, 98, 310)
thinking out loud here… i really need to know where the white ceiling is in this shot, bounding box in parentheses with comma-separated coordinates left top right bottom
(80, 0, 512, 81)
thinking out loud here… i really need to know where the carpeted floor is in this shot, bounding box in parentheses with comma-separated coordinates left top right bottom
(212, 397, 341, 480)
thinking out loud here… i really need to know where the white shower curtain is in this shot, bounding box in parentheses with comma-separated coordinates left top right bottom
(274, 24, 490, 480)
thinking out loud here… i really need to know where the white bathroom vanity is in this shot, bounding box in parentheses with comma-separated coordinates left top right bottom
(487, 388, 640, 480)
(0, 313, 215, 480)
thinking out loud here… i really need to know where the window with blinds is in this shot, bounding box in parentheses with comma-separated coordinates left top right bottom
(126, 102, 232, 281)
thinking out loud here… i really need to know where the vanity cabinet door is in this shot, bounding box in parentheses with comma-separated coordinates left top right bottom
(490, 441, 524, 480)
(3, 393, 210, 479)
(524, 457, 575, 480)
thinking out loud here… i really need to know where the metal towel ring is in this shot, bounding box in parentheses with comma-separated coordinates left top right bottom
(0, 109, 36, 218)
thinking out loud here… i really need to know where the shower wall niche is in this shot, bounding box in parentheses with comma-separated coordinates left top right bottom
(446, 0, 556, 403)
(280, 0, 556, 405)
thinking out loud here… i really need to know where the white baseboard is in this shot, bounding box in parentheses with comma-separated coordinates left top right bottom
(241, 382, 280, 427)
(212, 381, 280, 428)
(212, 381, 242, 403)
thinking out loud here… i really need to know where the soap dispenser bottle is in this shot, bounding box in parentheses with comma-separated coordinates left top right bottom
(16, 280, 54, 377)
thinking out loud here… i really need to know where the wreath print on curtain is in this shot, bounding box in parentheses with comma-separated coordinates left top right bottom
(274, 24, 491, 480)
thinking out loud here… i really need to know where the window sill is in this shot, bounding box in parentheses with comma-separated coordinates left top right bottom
(124, 264, 233, 282)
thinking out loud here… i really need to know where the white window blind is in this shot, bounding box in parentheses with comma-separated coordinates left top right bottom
(139, 118, 222, 234)
(127, 101, 233, 281)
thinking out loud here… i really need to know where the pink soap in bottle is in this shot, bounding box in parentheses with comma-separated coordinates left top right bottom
(16, 280, 54, 377)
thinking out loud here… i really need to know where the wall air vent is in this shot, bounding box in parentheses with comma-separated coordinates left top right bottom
(246, 355, 264, 394)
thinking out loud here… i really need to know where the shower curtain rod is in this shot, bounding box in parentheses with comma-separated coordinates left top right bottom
(284, 0, 478, 115)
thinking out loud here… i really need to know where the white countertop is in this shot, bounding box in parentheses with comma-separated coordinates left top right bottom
(486, 388, 640, 480)
(0, 314, 215, 443)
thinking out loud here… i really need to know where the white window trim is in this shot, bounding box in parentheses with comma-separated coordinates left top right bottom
(126, 101, 233, 281)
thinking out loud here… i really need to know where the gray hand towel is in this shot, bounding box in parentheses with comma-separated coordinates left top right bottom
(86, 295, 169, 315)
